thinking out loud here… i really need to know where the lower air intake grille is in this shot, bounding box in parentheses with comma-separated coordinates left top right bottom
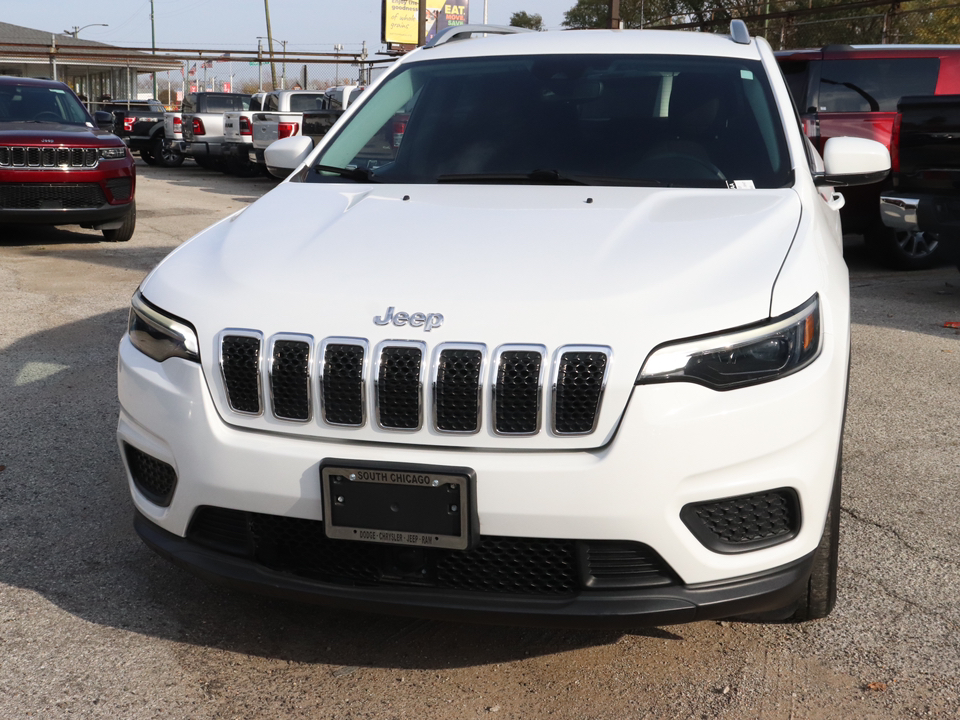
(0, 183, 106, 209)
(377, 345, 423, 429)
(270, 339, 310, 421)
(554, 351, 608, 434)
(124, 444, 177, 507)
(581, 541, 675, 588)
(495, 350, 543, 434)
(105, 177, 133, 202)
(681, 488, 801, 554)
(185, 508, 677, 596)
(221, 335, 262, 414)
(321, 343, 365, 426)
(435, 348, 483, 433)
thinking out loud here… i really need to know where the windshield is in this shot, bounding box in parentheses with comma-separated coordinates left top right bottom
(309, 54, 793, 188)
(0, 84, 91, 126)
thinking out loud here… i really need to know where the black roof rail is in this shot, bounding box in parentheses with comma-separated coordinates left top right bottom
(821, 44, 855, 52)
(424, 24, 533, 49)
(730, 19, 751, 45)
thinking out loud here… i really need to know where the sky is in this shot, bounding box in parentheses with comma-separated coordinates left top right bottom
(1, 0, 572, 56)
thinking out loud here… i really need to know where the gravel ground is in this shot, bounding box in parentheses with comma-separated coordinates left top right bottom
(1, 160, 958, 719)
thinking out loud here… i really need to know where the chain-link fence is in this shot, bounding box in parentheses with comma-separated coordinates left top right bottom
(140, 56, 381, 108)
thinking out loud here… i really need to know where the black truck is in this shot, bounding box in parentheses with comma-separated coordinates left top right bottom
(880, 95, 960, 263)
(96, 99, 184, 168)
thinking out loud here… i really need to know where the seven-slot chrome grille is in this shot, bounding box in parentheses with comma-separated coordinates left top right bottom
(0, 146, 99, 168)
(218, 333, 612, 437)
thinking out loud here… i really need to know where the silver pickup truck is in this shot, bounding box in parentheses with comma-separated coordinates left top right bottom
(249, 86, 363, 171)
(180, 92, 251, 170)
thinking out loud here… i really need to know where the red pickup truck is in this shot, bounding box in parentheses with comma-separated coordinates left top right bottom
(777, 45, 960, 269)
(0, 76, 137, 242)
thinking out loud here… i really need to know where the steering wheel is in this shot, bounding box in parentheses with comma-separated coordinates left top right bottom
(33, 111, 62, 122)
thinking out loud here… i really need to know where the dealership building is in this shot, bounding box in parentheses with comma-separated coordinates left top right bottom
(0, 21, 180, 100)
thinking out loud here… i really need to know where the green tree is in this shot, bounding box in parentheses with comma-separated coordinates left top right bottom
(510, 11, 545, 30)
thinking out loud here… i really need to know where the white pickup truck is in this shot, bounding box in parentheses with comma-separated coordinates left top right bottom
(249, 86, 363, 171)
(220, 92, 267, 176)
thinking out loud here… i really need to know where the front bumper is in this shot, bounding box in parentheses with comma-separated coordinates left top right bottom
(135, 509, 815, 626)
(880, 192, 960, 242)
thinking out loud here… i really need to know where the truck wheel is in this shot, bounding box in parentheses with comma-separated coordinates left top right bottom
(101, 201, 136, 243)
(865, 223, 942, 270)
(153, 136, 184, 168)
(789, 454, 841, 621)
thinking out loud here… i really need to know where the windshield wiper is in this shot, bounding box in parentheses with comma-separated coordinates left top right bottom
(436, 169, 590, 185)
(313, 164, 381, 183)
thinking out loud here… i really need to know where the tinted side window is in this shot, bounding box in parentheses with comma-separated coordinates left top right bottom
(265, 94, 279, 111)
(250, 96, 262, 111)
(182, 94, 197, 113)
(819, 58, 939, 112)
(204, 95, 249, 112)
(779, 60, 812, 113)
(289, 94, 327, 111)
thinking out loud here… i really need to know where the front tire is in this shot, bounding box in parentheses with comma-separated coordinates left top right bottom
(865, 222, 942, 270)
(139, 148, 157, 165)
(153, 136, 184, 168)
(101, 201, 136, 243)
(789, 454, 841, 621)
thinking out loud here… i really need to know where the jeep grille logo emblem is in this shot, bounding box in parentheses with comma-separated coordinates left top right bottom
(373, 306, 444, 331)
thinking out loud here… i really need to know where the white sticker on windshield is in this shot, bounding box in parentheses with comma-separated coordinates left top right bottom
(740, 69, 754, 80)
(728, 180, 756, 190)
(50, 89, 66, 94)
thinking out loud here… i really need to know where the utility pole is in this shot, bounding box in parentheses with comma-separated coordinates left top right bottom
(264, 0, 277, 89)
(150, 0, 158, 99)
(609, 0, 621, 29)
(281, 40, 287, 89)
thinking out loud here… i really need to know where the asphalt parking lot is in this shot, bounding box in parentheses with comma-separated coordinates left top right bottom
(1, 159, 959, 719)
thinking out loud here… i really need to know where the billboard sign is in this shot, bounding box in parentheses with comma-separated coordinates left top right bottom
(383, 0, 469, 46)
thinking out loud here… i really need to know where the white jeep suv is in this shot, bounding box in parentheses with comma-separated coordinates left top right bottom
(117, 22, 888, 625)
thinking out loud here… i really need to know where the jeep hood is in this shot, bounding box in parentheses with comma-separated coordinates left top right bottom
(141, 182, 803, 448)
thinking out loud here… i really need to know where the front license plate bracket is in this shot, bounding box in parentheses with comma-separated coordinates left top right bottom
(320, 460, 477, 551)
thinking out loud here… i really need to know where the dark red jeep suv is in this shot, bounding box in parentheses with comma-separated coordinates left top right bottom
(0, 76, 136, 242)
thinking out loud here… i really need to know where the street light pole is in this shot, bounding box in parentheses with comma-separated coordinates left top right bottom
(63, 23, 108, 39)
(263, 0, 277, 89)
(150, 0, 158, 99)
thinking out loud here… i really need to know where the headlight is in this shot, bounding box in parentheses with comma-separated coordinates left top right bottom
(637, 295, 821, 390)
(128, 291, 200, 363)
(100, 147, 127, 160)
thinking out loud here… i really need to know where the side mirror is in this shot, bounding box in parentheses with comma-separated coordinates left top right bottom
(815, 137, 890, 187)
(264, 136, 314, 179)
(94, 111, 115, 131)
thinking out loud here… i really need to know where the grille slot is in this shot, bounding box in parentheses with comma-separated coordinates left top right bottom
(0, 183, 106, 209)
(494, 347, 544, 435)
(320, 341, 366, 426)
(124, 443, 177, 507)
(105, 177, 133, 202)
(434, 346, 484, 433)
(187, 507, 251, 556)
(581, 541, 675, 588)
(553, 348, 610, 435)
(220, 333, 263, 415)
(0, 145, 98, 168)
(376, 344, 424, 430)
(270, 337, 311, 421)
(681, 488, 801, 554)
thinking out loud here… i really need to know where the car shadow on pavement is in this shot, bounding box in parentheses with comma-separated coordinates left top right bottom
(0, 309, 681, 672)
(0, 223, 110, 246)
